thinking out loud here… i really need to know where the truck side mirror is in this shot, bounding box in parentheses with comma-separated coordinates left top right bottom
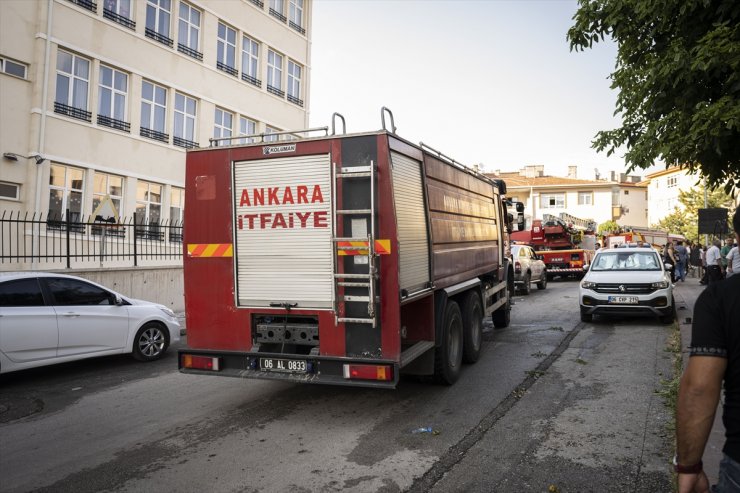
(515, 202, 524, 213)
(517, 213, 525, 231)
(506, 212, 514, 234)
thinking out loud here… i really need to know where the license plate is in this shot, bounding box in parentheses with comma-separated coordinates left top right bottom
(608, 296, 639, 304)
(259, 358, 307, 373)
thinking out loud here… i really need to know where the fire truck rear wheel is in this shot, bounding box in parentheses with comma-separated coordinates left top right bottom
(461, 291, 483, 364)
(434, 300, 463, 385)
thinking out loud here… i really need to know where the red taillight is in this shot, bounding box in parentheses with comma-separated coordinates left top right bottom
(514, 261, 521, 272)
(181, 354, 220, 371)
(343, 364, 393, 381)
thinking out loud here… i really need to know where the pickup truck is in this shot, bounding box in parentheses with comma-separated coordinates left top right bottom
(512, 244, 548, 294)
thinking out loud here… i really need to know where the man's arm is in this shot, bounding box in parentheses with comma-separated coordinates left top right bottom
(677, 356, 726, 463)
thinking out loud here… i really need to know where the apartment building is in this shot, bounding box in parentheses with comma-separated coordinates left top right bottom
(490, 165, 648, 229)
(0, 0, 311, 227)
(640, 166, 704, 226)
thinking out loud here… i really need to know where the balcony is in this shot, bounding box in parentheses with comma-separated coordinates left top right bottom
(145, 28, 174, 48)
(54, 102, 92, 122)
(140, 127, 169, 143)
(177, 43, 203, 61)
(217, 61, 238, 77)
(269, 8, 287, 23)
(173, 136, 199, 149)
(287, 94, 303, 107)
(250, 0, 264, 7)
(289, 21, 306, 35)
(241, 73, 262, 88)
(267, 85, 285, 98)
(97, 115, 131, 132)
(67, 0, 97, 13)
(103, 9, 135, 30)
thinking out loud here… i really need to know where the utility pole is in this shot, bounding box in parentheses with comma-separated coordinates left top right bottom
(704, 178, 709, 246)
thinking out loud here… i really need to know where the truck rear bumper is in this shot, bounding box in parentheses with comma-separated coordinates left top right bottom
(178, 349, 399, 389)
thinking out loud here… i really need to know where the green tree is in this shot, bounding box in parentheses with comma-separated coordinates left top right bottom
(597, 220, 620, 235)
(567, 0, 740, 192)
(653, 186, 735, 241)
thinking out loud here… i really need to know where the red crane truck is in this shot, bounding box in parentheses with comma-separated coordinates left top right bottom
(178, 109, 517, 388)
(510, 212, 596, 279)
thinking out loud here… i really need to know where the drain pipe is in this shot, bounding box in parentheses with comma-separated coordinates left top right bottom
(35, 0, 53, 216)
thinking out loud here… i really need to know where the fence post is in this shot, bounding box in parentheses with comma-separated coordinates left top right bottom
(133, 212, 138, 267)
(65, 208, 71, 269)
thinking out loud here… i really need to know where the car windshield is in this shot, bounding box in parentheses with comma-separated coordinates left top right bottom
(591, 251, 662, 271)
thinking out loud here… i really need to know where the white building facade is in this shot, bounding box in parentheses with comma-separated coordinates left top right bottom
(0, 0, 311, 227)
(642, 167, 703, 226)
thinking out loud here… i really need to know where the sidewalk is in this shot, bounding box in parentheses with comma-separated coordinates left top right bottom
(674, 275, 725, 484)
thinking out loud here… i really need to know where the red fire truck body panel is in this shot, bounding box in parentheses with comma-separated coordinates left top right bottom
(179, 129, 514, 388)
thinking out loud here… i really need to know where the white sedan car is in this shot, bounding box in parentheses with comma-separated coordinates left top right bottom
(579, 246, 675, 324)
(0, 272, 181, 374)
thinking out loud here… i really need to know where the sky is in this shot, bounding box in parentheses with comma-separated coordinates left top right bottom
(308, 0, 654, 181)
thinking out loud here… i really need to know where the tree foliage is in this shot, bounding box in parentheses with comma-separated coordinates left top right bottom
(653, 186, 736, 241)
(597, 220, 620, 235)
(568, 0, 740, 193)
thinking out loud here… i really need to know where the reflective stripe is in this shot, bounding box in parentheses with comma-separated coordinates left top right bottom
(188, 244, 233, 257)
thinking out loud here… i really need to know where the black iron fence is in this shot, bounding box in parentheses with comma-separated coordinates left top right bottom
(0, 210, 183, 268)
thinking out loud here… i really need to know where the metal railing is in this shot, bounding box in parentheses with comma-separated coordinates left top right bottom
(0, 210, 183, 268)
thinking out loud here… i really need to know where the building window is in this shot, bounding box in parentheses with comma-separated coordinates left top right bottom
(577, 191, 592, 206)
(98, 65, 129, 132)
(91, 172, 124, 236)
(214, 108, 233, 146)
(1, 56, 28, 79)
(48, 164, 84, 230)
(169, 187, 184, 242)
(103, 0, 135, 29)
(287, 60, 303, 106)
(173, 93, 197, 148)
(0, 182, 20, 200)
(540, 193, 565, 209)
(267, 49, 284, 97)
(624, 189, 629, 195)
(667, 176, 678, 188)
(241, 36, 260, 87)
(288, 0, 305, 34)
(145, 0, 173, 47)
(269, 0, 286, 22)
(238, 116, 256, 144)
(265, 126, 279, 142)
(136, 181, 163, 239)
(55, 50, 91, 121)
(612, 189, 619, 206)
(217, 22, 237, 76)
(140, 80, 168, 142)
(177, 3, 202, 60)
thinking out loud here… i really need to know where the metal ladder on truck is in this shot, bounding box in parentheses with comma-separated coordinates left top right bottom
(331, 150, 378, 329)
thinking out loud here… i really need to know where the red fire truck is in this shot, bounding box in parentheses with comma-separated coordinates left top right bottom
(510, 212, 596, 279)
(178, 110, 518, 388)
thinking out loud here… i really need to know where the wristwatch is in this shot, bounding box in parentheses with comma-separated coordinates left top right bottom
(673, 455, 703, 474)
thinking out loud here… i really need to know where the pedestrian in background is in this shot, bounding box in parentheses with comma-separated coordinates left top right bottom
(664, 241, 677, 282)
(721, 237, 734, 279)
(700, 245, 709, 285)
(676, 240, 688, 282)
(676, 207, 740, 493)
(706, 239, 723, 284)
(727, 242, 739, 278)
(691, 242, 703, 279)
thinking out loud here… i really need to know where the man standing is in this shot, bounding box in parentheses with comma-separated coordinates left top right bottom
(676, 240, 689, 282)
(706, 239, 723, 284)
(727, 242, 739, 278)
(676, 207, 740, 493)
(721, 238, 734, 279)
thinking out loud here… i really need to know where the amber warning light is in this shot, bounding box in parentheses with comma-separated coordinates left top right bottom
(343, 364, 393, 382)
(182, 354, 220, 371)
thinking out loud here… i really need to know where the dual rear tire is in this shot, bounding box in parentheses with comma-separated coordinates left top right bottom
(434, 291, 484, 385)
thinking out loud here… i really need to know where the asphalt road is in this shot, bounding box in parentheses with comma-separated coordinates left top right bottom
(0, 280, 673, 492)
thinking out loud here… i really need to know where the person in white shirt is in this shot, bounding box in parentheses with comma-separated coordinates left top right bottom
(727, 245, 740, 278)
(706, 239, 723, 284)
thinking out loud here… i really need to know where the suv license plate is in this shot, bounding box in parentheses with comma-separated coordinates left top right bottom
(608, 296, 639, 304)
(259, 358, 307, 373)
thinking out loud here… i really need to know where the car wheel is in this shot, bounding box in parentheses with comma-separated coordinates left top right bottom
(537, 271, 548, 290)
(580, 307, 593, 323)
(660, 298, 676, 324)
(132, 322, 170, 361)
(434, 300, 463, 385)
(461, 291, 483, 364)
(521, 273, 531, 295)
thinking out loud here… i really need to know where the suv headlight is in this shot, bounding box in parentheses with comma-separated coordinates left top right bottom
(651, 280, 670, 289)
(159, 307, 176, 318)
(581, 281, 597, 289)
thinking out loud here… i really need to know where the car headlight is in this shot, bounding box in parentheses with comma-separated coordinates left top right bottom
(159, 307, 176, 318)
(581, 281, 597, 289)
(651, 280, 670, 289)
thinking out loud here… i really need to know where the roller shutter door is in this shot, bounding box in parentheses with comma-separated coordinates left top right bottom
(233, 154, 333, 308)
(391, 152, 430, 295)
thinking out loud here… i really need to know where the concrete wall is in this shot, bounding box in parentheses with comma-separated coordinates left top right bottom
(54, 266, 184, 312)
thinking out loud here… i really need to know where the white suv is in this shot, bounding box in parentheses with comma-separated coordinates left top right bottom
(579, 246, 675, 324)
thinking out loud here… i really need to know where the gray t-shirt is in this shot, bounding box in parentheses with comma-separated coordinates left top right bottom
(675, 244, 688, 263)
